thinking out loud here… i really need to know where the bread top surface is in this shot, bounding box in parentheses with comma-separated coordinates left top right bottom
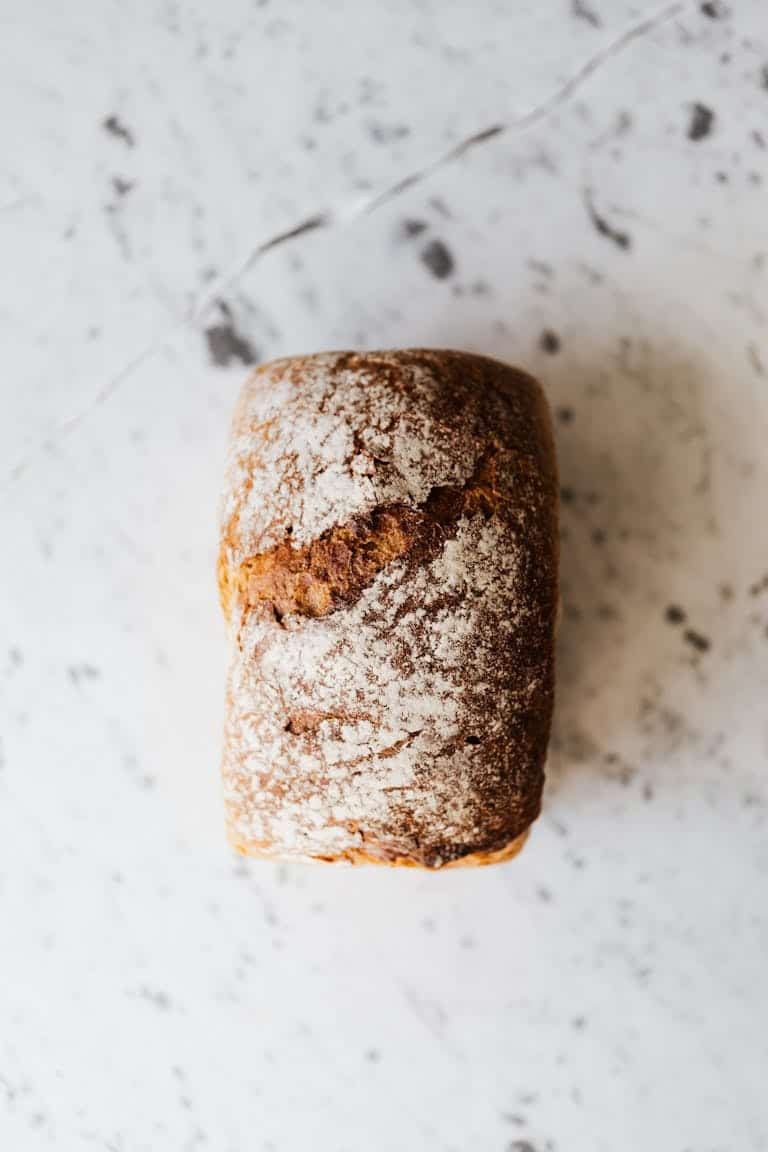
(220, 350, 558, 868)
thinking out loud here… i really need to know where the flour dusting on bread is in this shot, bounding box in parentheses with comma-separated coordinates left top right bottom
(219, 350, 558, 867)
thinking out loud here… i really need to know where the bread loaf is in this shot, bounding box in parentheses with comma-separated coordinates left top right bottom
(219, 350, 558, 868)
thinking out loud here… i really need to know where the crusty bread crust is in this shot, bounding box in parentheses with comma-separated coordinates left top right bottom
(227, 828, 529, 869)
(219, 350, 558, 868)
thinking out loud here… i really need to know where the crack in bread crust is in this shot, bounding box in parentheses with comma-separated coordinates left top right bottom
(221, 449, 503, 623)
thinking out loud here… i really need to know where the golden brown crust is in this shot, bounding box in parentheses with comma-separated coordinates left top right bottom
(219, 349, 558, 869)
(228, 827, 529, 868)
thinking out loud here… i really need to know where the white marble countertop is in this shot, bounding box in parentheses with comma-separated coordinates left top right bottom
(2, 2, 767, 1149)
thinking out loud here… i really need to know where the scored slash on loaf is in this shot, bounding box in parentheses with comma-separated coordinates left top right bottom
(218, 349, 558, 868)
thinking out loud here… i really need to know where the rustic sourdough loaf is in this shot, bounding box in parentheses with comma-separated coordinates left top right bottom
(219, 350, 558, 867)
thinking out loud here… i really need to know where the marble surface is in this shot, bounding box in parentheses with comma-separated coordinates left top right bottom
(2, 1, 767, 1149)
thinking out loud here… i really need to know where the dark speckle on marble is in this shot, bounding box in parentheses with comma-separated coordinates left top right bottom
(529, 258, 553, 280)
(748, 343, 766, 376)
(102, 114, 135, 147)
(429, 195, 451, 218)
(137, 985, 172, 1011)
(749, 573, 768, 597)
(540, 329, 561, 355)
(401, 218, 428, 239)
(366, 120, 410, 145)
(665, 604, 686, 625)
(507, 1141, 538, 1152)
(743, 789, 764, 808)
(205, 323, 257, 368)
(364, 1048, 381, 1063)
(556, 406, 574, 424)
(602, 750, 636, 786)
(584, 191, 631, 250)
(313, 97, 332, 124)
(112, 176, 134, 197)
(688, 102, 715, 141)
(67, 663, 101, 685)
(571, 0, 601, 27)
(420, 238, 454, 279)
(761, 64, 768, 92)
(700, 1, 728, 17)
(205, 301, 258, 368)
(684, 628, 711, 653)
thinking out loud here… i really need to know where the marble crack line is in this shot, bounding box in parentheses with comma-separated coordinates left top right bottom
(3, 321, 188, 492)
(195, 0, 685, 310)
(3, 0, 684, 495)
(363, 0, 686, 209)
